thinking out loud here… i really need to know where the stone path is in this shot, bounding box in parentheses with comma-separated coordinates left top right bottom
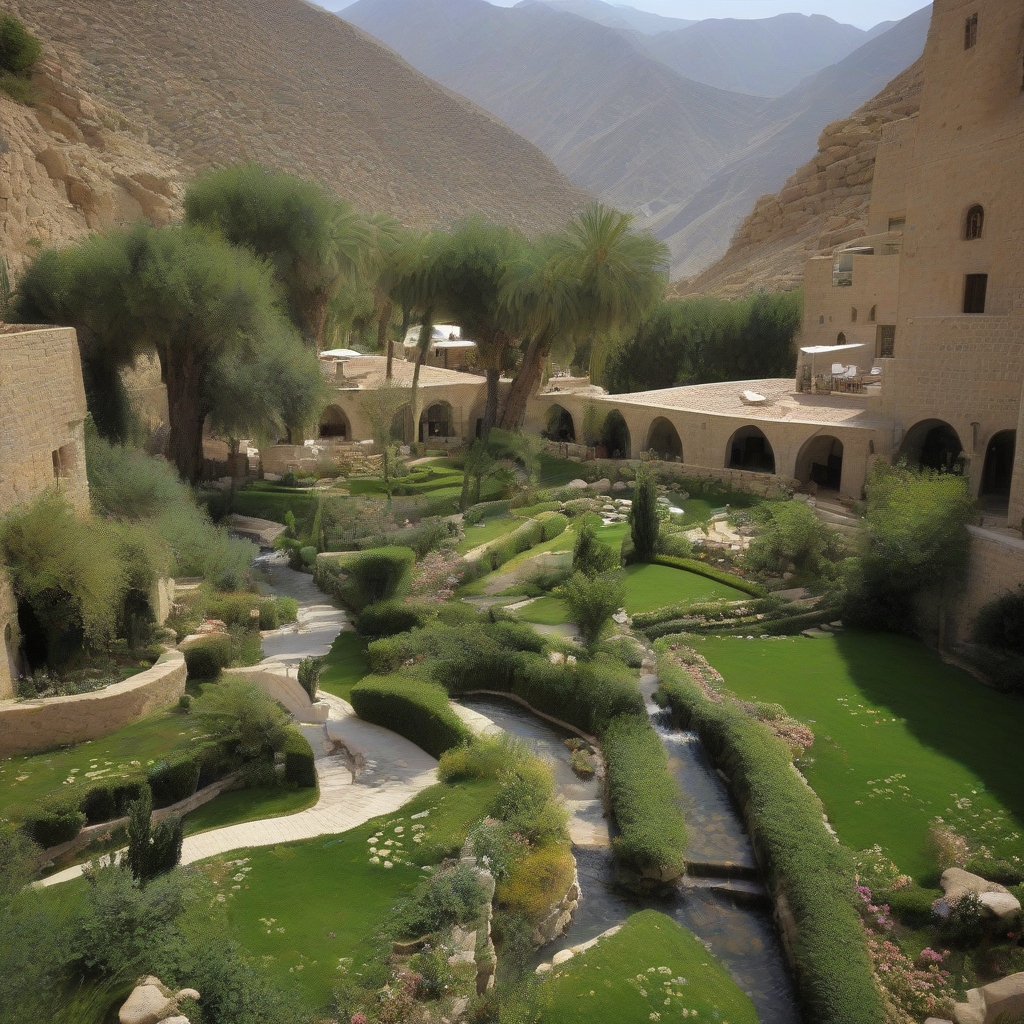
(40, 559, 438, 886)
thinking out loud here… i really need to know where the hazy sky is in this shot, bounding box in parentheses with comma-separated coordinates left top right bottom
(317, 0, 927, 32)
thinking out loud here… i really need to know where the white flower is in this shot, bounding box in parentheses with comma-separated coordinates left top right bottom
(370, 856, 380, 864)
(384, 861, 393, 869)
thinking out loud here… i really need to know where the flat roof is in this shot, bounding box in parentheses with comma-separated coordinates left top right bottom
(334, 355, 487, 390)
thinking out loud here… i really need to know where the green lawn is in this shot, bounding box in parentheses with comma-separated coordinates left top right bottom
(0, 699, 208, 823)
(698, 632, 1024, 880)
(455, 515, 521, 554)
(538, 453, 585, 487)
(316, 630, 370, 703)
(540, 910, 758, 1024)
(183, 785, 319, 836)
(518, 562, 746, 624)
(214, 779, 498, 1009)
(199, 486, 319, 527)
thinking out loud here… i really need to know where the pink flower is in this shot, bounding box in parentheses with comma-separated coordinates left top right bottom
(351, 1014, 367, 1024)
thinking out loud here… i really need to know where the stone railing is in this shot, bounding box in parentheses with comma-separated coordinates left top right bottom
(0, 649, 186, 757)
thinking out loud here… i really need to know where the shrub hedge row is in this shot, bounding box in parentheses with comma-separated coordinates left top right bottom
(462, 513, 568, 581)
(651, 555, 767, 597)
(314, 546, 415, 611)
(349, 674, 473, 759)
(462, 500, 512, 525)
(631, 599, 766, 630)
(203, 593, 299, 630)
(182, 633, 233, 679)
(654, 638, 883, 1024)
(602, 714, 687, 881)
(282, 729, 317, 788)
(356, 600, 432, 639)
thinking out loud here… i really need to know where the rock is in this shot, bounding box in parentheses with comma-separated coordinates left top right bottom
(587, 478, 611, 493)
(535, 962, 552, 974)
(940, 868, 1021, 920)
(566, 479, 589, 490)
(548, 651, 565, 665)
(953, 972, 1024, 1024)
(159, 1018, 191, 1024)
(174, 988, 200, 1003)
(119, 983, 175, 1024)
(551, 948, 574, 965)
(612, 481, 627, 492)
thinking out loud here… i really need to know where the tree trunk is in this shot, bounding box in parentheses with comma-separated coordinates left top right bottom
(306, 295, 330, 353)
(165, 347, 207, 482)
(388, 307, 410, 382)
(499, 331, 549, 432)
(378, 298, 393, 371)
(409, 311, 434, 445)
(483, 368, 501, 438)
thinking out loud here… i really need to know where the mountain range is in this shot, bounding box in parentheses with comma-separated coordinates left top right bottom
(343, 0, 930, 280)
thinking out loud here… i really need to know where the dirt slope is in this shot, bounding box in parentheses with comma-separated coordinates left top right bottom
(0, 0, 584, 275)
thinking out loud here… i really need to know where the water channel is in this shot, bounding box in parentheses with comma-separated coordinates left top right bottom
(457, 690, 801, 1024)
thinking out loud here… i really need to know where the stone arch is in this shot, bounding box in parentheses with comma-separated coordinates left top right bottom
(543, 404, 576, 442)
(837, 331, 847, 344)
(851, 307, 858, 323)
(796, 434, 844, 492)
(419, 401, 455, 441)
(869, 305, 877, 322)
(980, 429, 1016, 508)
(646, 416, 683, 461)
(727, 425, 776, 474)
(900, 419, 964, 474)
(318, 404, 351, 440)
(600, 410, 631, 459)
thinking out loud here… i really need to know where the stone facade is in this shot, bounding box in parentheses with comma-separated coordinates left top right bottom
(0, 324, 91, 698)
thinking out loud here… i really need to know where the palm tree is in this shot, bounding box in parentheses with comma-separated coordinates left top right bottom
(498, 204, 669, 430)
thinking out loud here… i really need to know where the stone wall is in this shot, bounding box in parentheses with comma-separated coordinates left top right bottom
(948, 527, 1024, 645)
(0, 649, 186, 757)
(0, 325, 90, 514)
(260, 443, 382, 477)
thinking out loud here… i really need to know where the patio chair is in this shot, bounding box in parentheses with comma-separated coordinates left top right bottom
(845, 365, 858, 378)
(831, 362, 846, 375)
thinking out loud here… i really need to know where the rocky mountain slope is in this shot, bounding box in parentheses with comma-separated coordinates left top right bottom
(669, 59, 925, 299)
(0, 0, 585, 276)
(345, 0, 929, 280)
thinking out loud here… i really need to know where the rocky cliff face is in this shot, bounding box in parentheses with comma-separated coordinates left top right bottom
(670, 60, 924, 300)
(0, 48, 183, 275)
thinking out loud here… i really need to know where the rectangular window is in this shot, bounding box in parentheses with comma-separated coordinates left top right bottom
(965, 13, 978, 50)
(888, 217, 906, 232)
(878, 325, 896, 358)
(963, 273, 988, 314)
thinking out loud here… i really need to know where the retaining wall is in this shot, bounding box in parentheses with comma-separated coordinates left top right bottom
(0, 649, 186, 757)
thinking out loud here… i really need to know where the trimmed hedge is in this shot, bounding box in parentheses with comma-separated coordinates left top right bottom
(182, 633, 233, 679)
(356, 600, 432, 639)
(350, 674, 472, 759)
(283, 730, 317, 788)
(462, 500, 512, 525)
(314, 546, 415, 611)
(80, 780, 145, 824)
(22, 794, 86, 848)
(462, 513, 568, 581)
(652, 555, 767, 597)
(602, 714, 686, 881)
(148, 752, 202, 808)
(655, 638, 883, 1024)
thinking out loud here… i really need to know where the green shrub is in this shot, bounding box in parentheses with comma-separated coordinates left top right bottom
(744, 501, 845, 581)
(656, 529, 692, 559)
(882, 884, 941, 929)
(0, 15, 41, 79)
(652, 555, 767, 597)
(193, 677, 291, 764)
(603, 715, 686, 880)
(490, 755, 566, 845)
(297, 655, 323, 701)
(572, 516, 619, 577)
(438, 733, 523, 783)
(350, 674, 471, 758)
(124, 785, 182, 883)
(496, 845, 575, 922)
(282, 730, 317, 788)
(963, 856, 1024, 885)
(316, 546, 415, 610)
(558, 570, 625, 652)
(655, 638, 883, 1024)
(178, 693, 192, 713)
(147, 752, 201, 808)
(22, 794, 85, 848)
(463, 500, 513, 525)
(974, 585, 1024, 654)
(356, 600, 431, 638)
(563, 497, 601, 517)
(182, 633, 233, 679)
(462, 514, 567, 582)
(392, 863, 487, 939)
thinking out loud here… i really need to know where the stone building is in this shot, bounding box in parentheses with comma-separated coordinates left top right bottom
(0, 324, 90, 697)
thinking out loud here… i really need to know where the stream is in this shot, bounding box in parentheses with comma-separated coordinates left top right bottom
(457, 692, 800, 1024)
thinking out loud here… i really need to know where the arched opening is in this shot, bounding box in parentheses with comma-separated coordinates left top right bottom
(851, 308, 858, 323)
(796, 434, 844, 492)
(869, 305, 877, 323)
(980, 430, 1016, 509)
(600, 410, 631, 459)
(390, 405, 411, 444)
(543, 404, 576, 442)
(318, 405, 350, 440)
(419, 401, 454, 441)
(727, 426, 776, 474)
(646, 417, 683, 461)
(836, 331, 847, 344)
(900, 419, 964, 474)
(965, 205, 985, 240)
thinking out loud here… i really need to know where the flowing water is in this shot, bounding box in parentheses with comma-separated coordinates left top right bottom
(457, 693, 801, 1024)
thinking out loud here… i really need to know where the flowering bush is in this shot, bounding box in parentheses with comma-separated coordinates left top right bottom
(856, 885, 955, 1023)
(855, 846, 913, 892)
(929, 822, 971, 869)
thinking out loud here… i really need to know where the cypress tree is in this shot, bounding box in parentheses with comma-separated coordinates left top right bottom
(630, 463, 659, 562)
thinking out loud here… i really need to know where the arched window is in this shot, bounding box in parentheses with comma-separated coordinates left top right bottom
(965, 205, 984, 240)
(851, 307, 858, 323)
(818, 314, 824, 325)
(964, 12, 977, 50)
(837, 332, 846, 344)
(869, 305, 877, 323)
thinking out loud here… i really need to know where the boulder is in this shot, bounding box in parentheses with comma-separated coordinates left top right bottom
(551, 948, 574, 965)
(938, 868, 1021, 921)
(612, 481, 627, 492)
(160, 1018, 192, 1024)
(587, 478, 611, 493)
(119, 983, 175, 1024)
(566, 479, 589, 490)
(953, 971, 1024, 1024)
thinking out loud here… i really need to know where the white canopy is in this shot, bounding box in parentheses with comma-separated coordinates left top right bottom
(320, 348, 363, 359)
(799, 342, 869, 355)
(431, 339, 477, 350)
(403, 324, 461, 346)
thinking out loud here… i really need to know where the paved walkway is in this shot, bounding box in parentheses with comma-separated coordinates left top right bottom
(40, 562, 437, 887)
